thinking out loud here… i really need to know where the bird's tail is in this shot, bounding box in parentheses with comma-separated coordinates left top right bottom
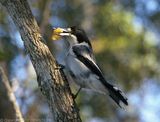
(101, 79, 128, 108)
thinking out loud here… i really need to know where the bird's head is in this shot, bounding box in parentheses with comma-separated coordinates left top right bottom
(52, 26, 91, 47)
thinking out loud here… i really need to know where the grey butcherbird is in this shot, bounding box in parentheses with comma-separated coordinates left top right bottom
(52, 26, 128, 108)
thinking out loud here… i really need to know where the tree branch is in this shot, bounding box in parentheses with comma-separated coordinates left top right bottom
(0, 67, 24, 121)
(0, 0, 81, 121)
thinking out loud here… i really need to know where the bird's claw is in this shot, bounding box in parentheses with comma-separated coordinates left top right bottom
(55, 64, 65, 70)
(59, 64, 65, 69)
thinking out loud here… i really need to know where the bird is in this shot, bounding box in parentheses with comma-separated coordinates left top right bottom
(52, 26, 128, 108)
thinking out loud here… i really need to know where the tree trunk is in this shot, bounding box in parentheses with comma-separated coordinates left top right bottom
(0, 67, 24, 122)
(0, 0, 81, 121)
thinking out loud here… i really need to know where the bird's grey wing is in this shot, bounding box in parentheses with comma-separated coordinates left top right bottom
(72, 45, 105, 82)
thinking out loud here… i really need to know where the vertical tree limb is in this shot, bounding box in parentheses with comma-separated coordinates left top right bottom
(0, 67, 24, 121)
(0, 0, 81, 121)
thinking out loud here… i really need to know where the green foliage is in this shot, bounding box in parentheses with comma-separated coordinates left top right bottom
(0, 36, 19, 61)
(92, 2, 159, 90)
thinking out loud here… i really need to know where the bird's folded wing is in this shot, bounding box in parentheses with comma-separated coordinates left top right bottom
(72, 44, 105, 81)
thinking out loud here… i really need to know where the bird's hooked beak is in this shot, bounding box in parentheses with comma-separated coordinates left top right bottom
(52, 27, 71, 41)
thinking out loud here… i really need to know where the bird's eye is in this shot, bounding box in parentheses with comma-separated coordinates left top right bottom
(63, 30, 69, 33)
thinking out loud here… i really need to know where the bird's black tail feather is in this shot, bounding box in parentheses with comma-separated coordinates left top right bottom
(108, 84, 128, 108)
(101, 79, 128, 108)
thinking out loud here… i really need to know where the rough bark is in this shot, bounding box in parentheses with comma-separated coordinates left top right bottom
(0, 0, 81, 121)
(0, 67, 24, 122)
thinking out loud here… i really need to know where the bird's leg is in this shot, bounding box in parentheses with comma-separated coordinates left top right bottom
(73, 87, 82, 99)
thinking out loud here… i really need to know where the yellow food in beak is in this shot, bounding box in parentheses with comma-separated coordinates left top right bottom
(52, 28, 64, 41)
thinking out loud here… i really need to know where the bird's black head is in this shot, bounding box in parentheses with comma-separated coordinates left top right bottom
(70, 26, 91, 47)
